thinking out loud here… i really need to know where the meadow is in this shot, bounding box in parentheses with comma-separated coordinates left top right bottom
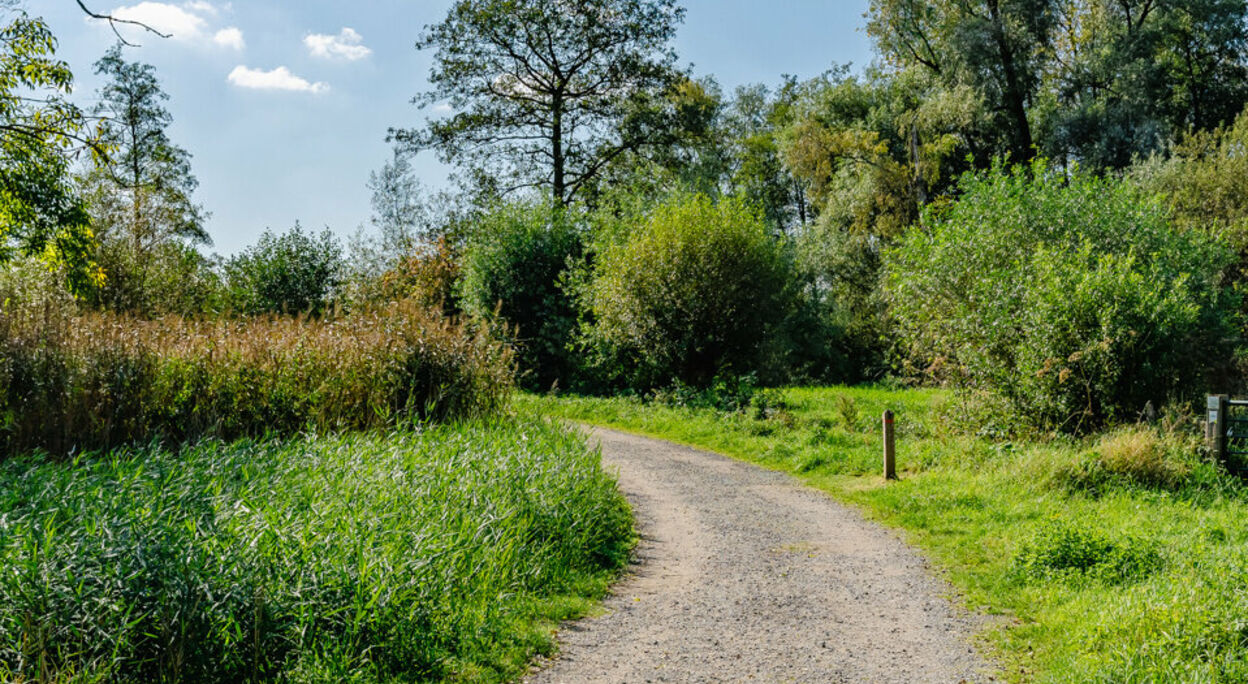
(526, 386, 1248, 682)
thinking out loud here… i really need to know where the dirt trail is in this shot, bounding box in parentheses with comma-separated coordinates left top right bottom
(525, 427, 993, 684)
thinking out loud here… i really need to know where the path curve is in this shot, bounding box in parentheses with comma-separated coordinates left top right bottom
(525, 427, 993, 684)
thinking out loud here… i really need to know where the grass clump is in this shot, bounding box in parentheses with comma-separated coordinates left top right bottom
(1012, 519, 1163, 584)
(0, 416, 631, 682)
(1053, 426, 1208, 493)
(0, 297, 513, 456)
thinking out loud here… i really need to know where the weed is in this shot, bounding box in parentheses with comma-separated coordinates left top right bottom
(1012, 519, 1163, 584)
(835, 394, 859, 431)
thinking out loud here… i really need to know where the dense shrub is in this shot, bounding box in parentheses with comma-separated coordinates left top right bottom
(583, 193, 795, 389)
(887, 160, 1238, 432)
(0, 418, 631, 681)
(87, 240, 223, 315)
(458, 201, 582, 391)
(225, 223, 344, 315)
(0, 297, 513, 456)
(793, 222, 889, 381)
(349, 235, 461, 313)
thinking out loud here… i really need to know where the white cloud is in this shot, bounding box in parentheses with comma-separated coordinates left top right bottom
(228, 65, 328, 94)
(183, 1, 218, 16)
(304, 28, 372, 61)
(213, 26, 244, 50)
(110, 2, 208, 41)
(100, 2, 240, 49)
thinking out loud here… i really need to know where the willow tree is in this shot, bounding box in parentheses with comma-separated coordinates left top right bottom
(396, 0, 686, 206)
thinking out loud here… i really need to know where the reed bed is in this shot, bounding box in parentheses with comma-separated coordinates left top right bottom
(0, 417, 632, 682)
(0, 298, 513, 456)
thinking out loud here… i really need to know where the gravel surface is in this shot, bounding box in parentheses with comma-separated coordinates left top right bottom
(525, 427, 994, 684)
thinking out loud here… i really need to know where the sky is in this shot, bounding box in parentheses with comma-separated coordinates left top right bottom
(43, 1, 874, 256)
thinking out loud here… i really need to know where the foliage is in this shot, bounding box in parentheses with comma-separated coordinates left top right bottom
(1041, 0, 1248, 170)
(1136, 107, 1248, 240)
(84, 237, 222, 315)
(225, 223, 343, 316)
(76, 45, 209, 314)
(583, 193, 795, 389)
(721, 78, 810, 231)
(1134, 105, 1248, 329)
(458, 201, 582, 391)
(867, 0, 1248, 172)
(886, 160, 1238, 431)
(0, 8, 99, 294)
(351, 235, 461, 312)
(0, 417, 631, 681)
(867, 0, 1053, 162)
(366, 149, 429, 253)
(793, 222, 891, 380)
(398, 0, 686, 205)
(781, 66, 976, 239)
(0, 296, 513, 456)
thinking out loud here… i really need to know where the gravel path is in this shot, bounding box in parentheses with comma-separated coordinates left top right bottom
(525, 427, 993, 684)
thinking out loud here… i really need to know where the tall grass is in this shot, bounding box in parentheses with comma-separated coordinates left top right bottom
(0, 295, 513, 456)
(0, 417, 632, 682)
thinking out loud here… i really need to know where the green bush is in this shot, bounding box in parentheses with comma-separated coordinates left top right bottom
(88, 240, 224, 315)
(225, 223, 343, 315)
(583, 193, 795, 389)
(887, 160, 1238, 432)
(0, 418, 632, 681)
(458, 201, 582, 391)
(793, 222, 890, 381)
(0, 299, 513, 457)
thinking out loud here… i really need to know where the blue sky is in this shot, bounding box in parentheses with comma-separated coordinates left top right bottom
(44, 1, 873, 255)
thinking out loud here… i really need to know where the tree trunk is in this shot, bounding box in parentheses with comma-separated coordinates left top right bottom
(987, 0, 1034, 161)
(551, 93, 566, 206)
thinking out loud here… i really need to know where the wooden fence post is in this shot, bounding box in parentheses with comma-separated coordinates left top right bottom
(883, 410, 897, 480)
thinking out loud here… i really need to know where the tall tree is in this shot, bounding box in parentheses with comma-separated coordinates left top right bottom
(868, 0, 1056, 162)
(723, 78, 811, 231)
(81, 45, 207, 260)
(77, 45, 211, 313)
(395, 0, 686, 206)
(1043, 0, 1248, 169)
(367, 150, 428, 255)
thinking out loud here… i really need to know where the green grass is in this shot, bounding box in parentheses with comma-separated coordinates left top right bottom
(525, 386, 1248, 682)
(0, 416, 632, 682)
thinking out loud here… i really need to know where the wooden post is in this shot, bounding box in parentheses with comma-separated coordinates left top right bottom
(1209, 395, 1229, 462)
(883, 410, 897, 480)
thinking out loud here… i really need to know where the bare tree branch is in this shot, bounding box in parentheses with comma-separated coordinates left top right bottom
(76, 1, 170, 47)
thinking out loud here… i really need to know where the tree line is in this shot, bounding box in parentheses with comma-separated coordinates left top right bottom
(7, 0, 1248, 431)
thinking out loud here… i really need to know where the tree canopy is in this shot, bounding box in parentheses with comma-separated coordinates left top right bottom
(0, 5, 99, 293)
(396, 0, 686, 206)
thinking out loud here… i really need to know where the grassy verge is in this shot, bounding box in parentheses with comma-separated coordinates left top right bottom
(525, 387, 1248, 682)
(0, 416, 632, 682)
